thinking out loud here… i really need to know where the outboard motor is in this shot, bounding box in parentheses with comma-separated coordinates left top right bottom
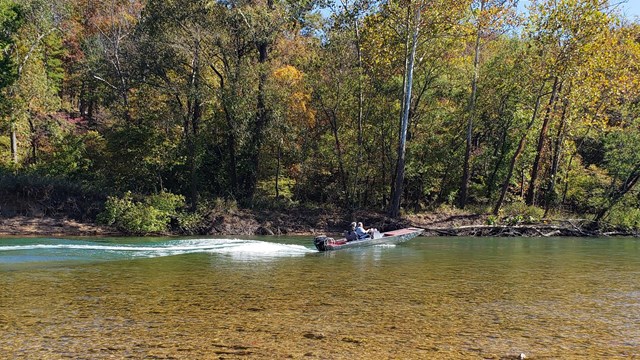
(313, 235, 332, 251)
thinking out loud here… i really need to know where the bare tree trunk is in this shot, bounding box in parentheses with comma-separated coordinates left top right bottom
(493, 82, 547, 215)
(10, 123, 18, 164)
(210, 64, 239, 197)
(459, 0, 484, 209)
(389, 4, 421, 218)
(339, 0, 367, 206)
(526, 76, 560, 205)
(544, 96, 569, 217)
(28, 116, 37, 164)
(275, 139, 282, 199)
(326, 108, 350, 203)
(486, 97, 511, 199)
(189, 40, 202, 210)
(355, 17, 365, 206)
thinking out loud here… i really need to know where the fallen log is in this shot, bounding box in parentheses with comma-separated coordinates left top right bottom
(421, 223, 636, 237)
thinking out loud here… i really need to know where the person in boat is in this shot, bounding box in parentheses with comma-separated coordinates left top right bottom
(345, 222, 358, 242)
(355, 222, 377, 240)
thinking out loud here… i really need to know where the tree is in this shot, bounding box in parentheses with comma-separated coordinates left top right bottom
(82, 0, 143, 123)
(458, 0, 516, 208)
(387, 0, 468, 217)
(2, 0, 66, 165)
(388, 1, 422, 218)
(524, 0, 612, 206)
(0, 0, 22, 165)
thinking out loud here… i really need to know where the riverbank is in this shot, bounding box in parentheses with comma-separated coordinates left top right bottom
(0, 209, 633, 238)
(0, 210, 487, 237)
(0, 216, 120, 237)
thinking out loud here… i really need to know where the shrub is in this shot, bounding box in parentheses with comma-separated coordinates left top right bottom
(501, 201, 544, 224)
(486, 215, 498, 225)
(97, 191, 185, 235)
(212, 197, 238, 212)
(606, 206, 640, 231)
(0, 169, 104, 219)
(564, 164, 610, 213)
(175, 211, 207, 234)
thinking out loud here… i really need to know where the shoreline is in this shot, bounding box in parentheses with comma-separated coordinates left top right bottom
(0, 212, 635, 238)
(0, 216, 121, 237)
(0, 212, 487, 238)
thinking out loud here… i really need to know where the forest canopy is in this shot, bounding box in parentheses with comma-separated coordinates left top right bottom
(1, 0, 640, 232)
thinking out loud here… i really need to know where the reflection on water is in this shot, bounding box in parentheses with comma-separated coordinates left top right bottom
(1, 236, 639, 359)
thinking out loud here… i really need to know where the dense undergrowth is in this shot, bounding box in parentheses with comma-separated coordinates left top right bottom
(2, 170, 639, 236)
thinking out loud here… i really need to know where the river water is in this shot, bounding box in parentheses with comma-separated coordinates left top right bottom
(0, 236, 638, 359)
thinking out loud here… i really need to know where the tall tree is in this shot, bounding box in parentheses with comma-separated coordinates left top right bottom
(388, 1, 422, 218)
(140, 0, 215, 207)
(83, 0, 143, 123)
(387, 0, 467, 216)
(458, 0, 516, 208)
(0, 0, 22, 164)
(524, 0, 612, 206)
(2, 0, 66, 165)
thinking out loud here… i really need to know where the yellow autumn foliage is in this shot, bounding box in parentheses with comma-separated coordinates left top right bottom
(272, 65, 316, 127)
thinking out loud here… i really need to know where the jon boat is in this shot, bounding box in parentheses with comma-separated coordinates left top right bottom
(313, 227, 424, 252)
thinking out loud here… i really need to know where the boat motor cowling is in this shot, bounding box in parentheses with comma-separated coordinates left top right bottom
(313, 235, 332, 252)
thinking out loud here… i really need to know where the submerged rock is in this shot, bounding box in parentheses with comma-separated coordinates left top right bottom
(303, 332, 325, 340)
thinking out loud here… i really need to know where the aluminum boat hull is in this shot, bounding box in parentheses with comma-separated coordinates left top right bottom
(313, 227, 424, 251)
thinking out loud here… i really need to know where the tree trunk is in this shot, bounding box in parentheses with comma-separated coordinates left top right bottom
(10, 125, 18, 165)
(493, 82, 547, 215)
(389, 4, 421, 218)
(486, 97, 511, 199)
(28, 116, 37, 164)
(459, 0, 484, 209)
(326, 108, 350, 203)
(275, 139, 282, 199)
(187, 40, 202, 210)
(243, 41, 270, 204)
(594, 165, 640, 223)
(355, 20, 365, 206)
(210, 64, 239, 197)
(526, 76, 560, 205)
(243, 1, 275, 204)
(544, 96, 569, 217)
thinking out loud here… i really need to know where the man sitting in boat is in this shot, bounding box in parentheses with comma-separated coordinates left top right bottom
(345, 222, 358, 242)
(355, 222, 377, 240)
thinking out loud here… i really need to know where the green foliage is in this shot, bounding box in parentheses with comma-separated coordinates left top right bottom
(174, 210, 207, 235)
(0, 169, 104, 219)
(97, 191, 186, 235)
(1, 0, 640, 228)
(37, 131, 104, 182)
(500, 201, 544, 224)
(564, 164, 610, 213)
(0, 0, 22, 105)
(41, 31, 65, 93)
(173, 197, 241, 234)
(606, 206, 640, 231)
(256, 177, 296, 200)
(101, 125, 178, 194)
(603, 125, 640, 183)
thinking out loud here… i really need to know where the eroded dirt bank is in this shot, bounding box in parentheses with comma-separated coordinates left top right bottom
(0, 210, 488, 237)
(1, 210, 629, 238)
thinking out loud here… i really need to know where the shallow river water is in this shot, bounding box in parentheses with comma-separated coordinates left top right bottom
(1, 236, 639, 359)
